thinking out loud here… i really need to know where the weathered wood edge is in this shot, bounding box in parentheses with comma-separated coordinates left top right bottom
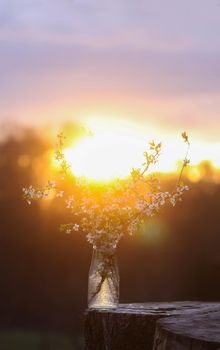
(153, 309, 220, 350)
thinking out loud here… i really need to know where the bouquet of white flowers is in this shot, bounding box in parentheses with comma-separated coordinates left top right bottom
(23, 131, 190, 309)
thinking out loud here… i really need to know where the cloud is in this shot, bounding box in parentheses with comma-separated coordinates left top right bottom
(1, 40, 220, 99)
(0, 0, 220, 52)
(0, 0, 220, 140)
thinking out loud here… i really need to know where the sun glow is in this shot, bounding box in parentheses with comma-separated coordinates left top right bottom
(64, 130, 145, 181)
(63, 120, 182, 181)
(57, 118, 220, 182)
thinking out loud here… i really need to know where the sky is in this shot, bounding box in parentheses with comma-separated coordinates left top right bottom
(0, 0, 220, 147)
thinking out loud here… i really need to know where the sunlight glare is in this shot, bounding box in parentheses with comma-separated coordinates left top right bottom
(60, 118, 220, 182)
(63, 120, 181, 181)
(64, 130, 145, 181)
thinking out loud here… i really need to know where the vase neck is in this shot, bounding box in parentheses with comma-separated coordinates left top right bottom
(93, 247, 117, 258)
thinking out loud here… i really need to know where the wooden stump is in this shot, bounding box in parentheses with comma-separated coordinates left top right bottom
(84, 302, 220, 350)
(153, 310, 220, 350)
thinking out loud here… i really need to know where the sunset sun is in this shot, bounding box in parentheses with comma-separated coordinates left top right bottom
(64, 127, 145, 181)
(62, 120, 186, 181)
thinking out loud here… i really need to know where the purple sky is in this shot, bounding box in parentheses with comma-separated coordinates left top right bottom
(0, 0, 220, 140)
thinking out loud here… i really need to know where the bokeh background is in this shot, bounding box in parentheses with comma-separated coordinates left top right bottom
(1, 1, 220, 349)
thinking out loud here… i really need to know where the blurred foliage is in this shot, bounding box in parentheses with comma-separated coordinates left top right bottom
(0, 331, 82, 350)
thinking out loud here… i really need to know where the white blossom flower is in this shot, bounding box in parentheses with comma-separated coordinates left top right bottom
(48, 180, 57, 188)
(56, 190, 64, 198)
(72, 224, 80, 231)
(135, 200, 145, 211)
(170, 197, 176, 206)
(66, 196, 74, 209)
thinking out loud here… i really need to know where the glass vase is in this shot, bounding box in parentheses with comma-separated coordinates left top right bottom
(88, 248, 119, 309)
